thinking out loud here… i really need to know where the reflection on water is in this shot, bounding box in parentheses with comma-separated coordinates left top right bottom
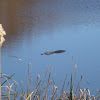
(1, 0, 100, 50)
(0, 0, 41, 50)
(0, 0, 100, 94)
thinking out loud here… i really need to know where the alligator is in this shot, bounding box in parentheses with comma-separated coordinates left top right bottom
(53, 50, 65, 53)
(41, 50, 66, 55)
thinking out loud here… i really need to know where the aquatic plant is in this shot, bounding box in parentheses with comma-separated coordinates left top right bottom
(1, 64, 100, 100)
(0, 24, 6, 100)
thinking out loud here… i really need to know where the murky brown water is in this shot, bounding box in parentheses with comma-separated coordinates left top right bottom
(0, 0, 100, 94)
(0, 0, 42, 49)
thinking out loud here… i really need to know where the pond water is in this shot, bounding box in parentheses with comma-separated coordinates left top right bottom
(0, 0, 100, 95)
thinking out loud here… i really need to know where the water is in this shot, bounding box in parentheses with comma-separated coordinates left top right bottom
(0, 0, 100, 95)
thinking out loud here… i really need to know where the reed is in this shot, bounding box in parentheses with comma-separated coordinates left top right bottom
(0, 24, 6, 100)
(1, 65, 100, 100)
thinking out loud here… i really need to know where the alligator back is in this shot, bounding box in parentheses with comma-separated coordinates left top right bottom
(53, 50, 66, 53)
(41, 50, 66, 55)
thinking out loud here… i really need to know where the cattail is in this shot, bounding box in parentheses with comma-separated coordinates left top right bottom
(88, 89, 91, 100)
(0, 24, 6, 35)
(0, 36, 5, 46)
(0, 24, 6, 100)
(83, 88, 86, 100)
(63, 91, 66, 100)
(0, 24, 6, 46)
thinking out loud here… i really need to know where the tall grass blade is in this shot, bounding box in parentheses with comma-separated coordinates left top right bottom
(65, 81, 69, 96)
(75, 75, 82, 97)
(69, 73, 73, 100)
(45, 68, 53, 100)
(1, 73, 15, 86)
(39, 65, 50, 99)
(60, 74, 67, 98)
(51, 85, 57, 100)
(32, 80, 41, 99)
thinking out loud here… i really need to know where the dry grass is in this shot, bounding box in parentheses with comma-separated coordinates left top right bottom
(0, 64, 100, 100)
(0, 24, 6, 100)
